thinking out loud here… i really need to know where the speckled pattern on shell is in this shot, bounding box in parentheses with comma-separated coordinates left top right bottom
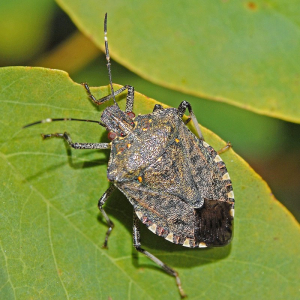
(107, 107, 234, 248)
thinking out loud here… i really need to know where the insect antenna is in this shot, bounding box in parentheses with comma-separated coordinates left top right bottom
(23, 118, 105, 129)
(104, 13, 118, 107)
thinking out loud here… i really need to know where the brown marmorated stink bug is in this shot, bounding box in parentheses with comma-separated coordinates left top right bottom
(24, 13, 234, 298)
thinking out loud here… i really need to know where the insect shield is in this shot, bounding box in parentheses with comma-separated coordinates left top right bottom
(24, 13, 234, 299)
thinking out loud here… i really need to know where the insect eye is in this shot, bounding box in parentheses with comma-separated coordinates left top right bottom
(126, 111, 135, 119)
(108, 131, 117, 141)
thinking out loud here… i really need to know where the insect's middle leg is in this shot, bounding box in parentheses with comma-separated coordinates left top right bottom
(98, 185, 116, 248)
(177, 101, 203, 140)
(82, 83, 135, 112)
(133, 214, 187, 298)
(42, 132, 111, 150)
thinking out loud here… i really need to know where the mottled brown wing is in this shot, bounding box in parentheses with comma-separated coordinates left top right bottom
(117, 180, 233, 248)
(116, 112, 234, 247)
(177, 120, 234, 246)
(117, 181, 198, 247)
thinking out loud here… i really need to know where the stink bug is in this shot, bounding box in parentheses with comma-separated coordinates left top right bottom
(24, 13, 234, 298)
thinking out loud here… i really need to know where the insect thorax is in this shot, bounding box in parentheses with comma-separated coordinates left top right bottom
(107, 108, 179, 181)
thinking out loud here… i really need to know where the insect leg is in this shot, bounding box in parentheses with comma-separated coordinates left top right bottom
(217, 142, 232, 155)
(184, 117, 191, 125)
(152, 104, 163, 112)
(82, 83, 135, 112)
(98, 185, 116, 248)
(177, 101, 203, 140)
(42, 132, 111, 150)
(133, 214, 187, 298)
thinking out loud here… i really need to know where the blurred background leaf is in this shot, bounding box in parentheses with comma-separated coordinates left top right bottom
(0, 67, 299, 300)
(0, 0, 55, 64)
(57, 0, 300, 123)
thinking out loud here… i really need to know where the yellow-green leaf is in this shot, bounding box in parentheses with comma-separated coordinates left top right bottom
(0, 0, 55, 64)
(0, 67, 299, 299)
(56, 0, 300, 123)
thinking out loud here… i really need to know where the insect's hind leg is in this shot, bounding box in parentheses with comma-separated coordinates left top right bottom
(82, 83, 135, 112)
(98, 185, 116, 248)
(133, 214, 187, 298)
(42, 132, 111, 150)
(177, 101, 203, 140)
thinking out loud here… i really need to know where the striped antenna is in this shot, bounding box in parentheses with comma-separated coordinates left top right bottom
(104, 13, 117, 105)
(23, 118, 105, 129)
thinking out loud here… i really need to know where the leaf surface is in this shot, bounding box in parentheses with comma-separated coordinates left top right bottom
(0, 67, 299, 299)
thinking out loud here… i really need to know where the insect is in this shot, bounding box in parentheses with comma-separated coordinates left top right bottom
(24, 13, 234, 299)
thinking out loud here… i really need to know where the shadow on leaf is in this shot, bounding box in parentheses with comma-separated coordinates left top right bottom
(101, 189, 232, 271)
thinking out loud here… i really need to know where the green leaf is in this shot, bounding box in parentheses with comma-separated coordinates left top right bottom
(0, 0, 55, 64)
(56, 0, 300, 123)
(0, 67, 299, 299)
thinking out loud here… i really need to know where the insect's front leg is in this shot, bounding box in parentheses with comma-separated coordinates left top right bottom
(133, 214, 187, 299)
(177, 101, 204, 140)
(152, 104, 163, 112)
(82, 83, 135, 112)
(42, 132, 111, 150)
